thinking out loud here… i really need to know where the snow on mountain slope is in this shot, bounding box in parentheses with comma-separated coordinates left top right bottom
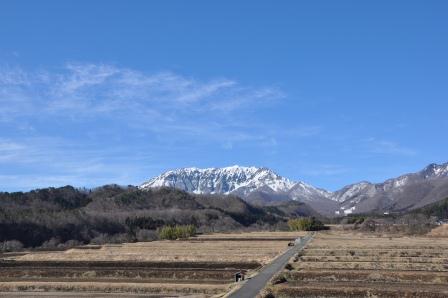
(421, 163, 448, 179)
(288, 181, 332, 201)
(335, 162, 448, 215)
(140, 166, 332, 202)
(140, 162, 448, 216)
(140, 166, 295, 196)
(331, 182, 375, 203)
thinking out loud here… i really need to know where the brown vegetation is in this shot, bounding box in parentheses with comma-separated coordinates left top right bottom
(428, 224, 448, 237)
(264, 230, 448, 297)
(0, 281, 228, 296)
(14, 237, 293, 265)
(0, 231, 299, 297)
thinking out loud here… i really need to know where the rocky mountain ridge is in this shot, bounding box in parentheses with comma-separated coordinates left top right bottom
(141, 163, 448, 216)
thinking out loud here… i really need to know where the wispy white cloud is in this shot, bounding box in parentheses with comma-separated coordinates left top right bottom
(364, 138, 416, 156)
(0, 63, 280, 189)
(2, 62, 279, 114)
(0, 62, 283, 132)
(0, 136, 168, 190)
(0, 62, 323, 190)
(0, 139, 27, 162)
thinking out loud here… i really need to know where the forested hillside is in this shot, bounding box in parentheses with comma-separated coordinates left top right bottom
(0, 185, 313, 249)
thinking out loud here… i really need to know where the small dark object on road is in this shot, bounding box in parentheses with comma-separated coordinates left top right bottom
(235, 270, 246, 282)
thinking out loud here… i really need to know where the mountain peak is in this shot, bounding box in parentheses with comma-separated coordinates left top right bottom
(422, 162, 448, 178)
(140, 165, 295, 196)
(140, 162, 448, 217)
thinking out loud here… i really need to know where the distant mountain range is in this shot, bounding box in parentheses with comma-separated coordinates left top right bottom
(140, 163, 448, 216)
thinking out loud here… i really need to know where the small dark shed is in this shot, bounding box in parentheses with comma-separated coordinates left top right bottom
(235, 270, 246, 282)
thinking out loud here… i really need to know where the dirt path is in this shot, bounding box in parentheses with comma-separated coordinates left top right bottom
(228, 233, 314, 298)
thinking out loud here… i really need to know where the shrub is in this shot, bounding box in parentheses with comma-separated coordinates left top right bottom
(285, 263, 293, 270)
(158, 225, 196, 240)
(341, 215, 366, 225)
(58, 239, 82, 248)
(260, 288, 276, 298)
(136, 229, 159, 242)
(108, 233, 134, 244)
(271, 273, 287, 285)
(0, 240, 24, 252)
(40, 237, 61, 249)
(90, 233, 111, 245)
(288, 217, 325, 231)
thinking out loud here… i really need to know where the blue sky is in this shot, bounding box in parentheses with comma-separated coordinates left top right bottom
(0, 0, 447, 191)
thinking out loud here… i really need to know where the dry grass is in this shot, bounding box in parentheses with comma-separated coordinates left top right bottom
(196, 231, 306, 240)
(13, 231, 305, 265)
(299, 255, 448, 263)
(265, 230, 448, 297)
(0, 268, 237, 281)
(283, 270, 448, 284)
(0, 281, 228, 296)
(310, 231, 448, 249)
(302, 248, 448, 257)
(292, 260, 448, 271)
(428, 224, 448, 237)
(1, 231, 299, 297)
(266, 282, 448, 298)
(15, 239, 290, 265)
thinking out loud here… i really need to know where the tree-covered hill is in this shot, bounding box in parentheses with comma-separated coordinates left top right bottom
(0, 185, 317, 249)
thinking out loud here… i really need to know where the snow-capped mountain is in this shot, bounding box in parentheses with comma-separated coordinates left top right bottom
(288, 181, 332, 201)
(335, 162, 448, 215)
(421, 163, 448, 179)
(140, 166, 295, 195)
(331, 182, 374, 203)
(140, 166, 329, 202)
(141, 162, 448, 217)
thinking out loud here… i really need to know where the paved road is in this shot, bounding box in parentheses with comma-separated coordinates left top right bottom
(228, 233, 314, 298)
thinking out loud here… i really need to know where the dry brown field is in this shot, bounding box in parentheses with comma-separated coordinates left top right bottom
(428, 224, 448, 237)
(0, 231, 305, 297)
(264, 229, 448, 297)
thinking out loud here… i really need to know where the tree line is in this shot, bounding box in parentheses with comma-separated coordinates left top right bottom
(0, 185, 292, 251)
